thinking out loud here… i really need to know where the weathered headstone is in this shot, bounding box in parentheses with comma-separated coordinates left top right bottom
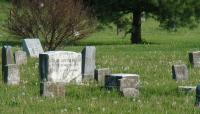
(14, 51, 27, 65)
(95, 68, 111, 86)
(2, 46, 14, 76)
(172, 64, 188, 80)
(81, 46, 96, 80)
(22, 38, 44, 58)
(39, 51, 82, 84)
(119, 78, 139, 91)
(4, 64, 20, 85)
(189, 51, 200, 68)
(105, 74, 139, 89)
(40, 82, 65, 97)
(178, 86, 196, 93)
(121, 88, 139, 98)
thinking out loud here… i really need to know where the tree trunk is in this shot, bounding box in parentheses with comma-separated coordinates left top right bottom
(131, 11, 142, 44)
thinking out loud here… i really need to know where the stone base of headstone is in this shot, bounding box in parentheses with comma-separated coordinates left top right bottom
(189, 51, 200, 68)
(4, 64, 20, 85)
(94, 68, 111, 86)
(14, 51, 27, 65)
(178, 86, 196, 93)
(105, 74, 139, 89)
(121, 88, 139, 98)
(172, 64, 188, 80)
(40, 82, 65, 97)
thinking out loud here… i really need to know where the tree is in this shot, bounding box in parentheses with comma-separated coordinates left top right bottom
(87, 0, 200, 44)
(8, 0, 95, 50)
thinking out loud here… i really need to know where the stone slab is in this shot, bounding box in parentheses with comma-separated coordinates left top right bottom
(4, 64, 20, 85)
(105, 74, 139, 89)
(22, 38, 44, 58)
(121, 88, 139, 98)
(40, 82, 65, 97)
(172, 64, 188, 80)
(119, 78, 139, 91)
(178, 86, 196, 93)
(189, 51, 200, 68)
(14, 51, 27, 65)
(39, 51, 82, 84)
(94, 68, 111, 86)
(82, 46, 96, 80)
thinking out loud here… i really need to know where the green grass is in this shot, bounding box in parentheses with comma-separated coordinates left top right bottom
(1, 1, 200, 114)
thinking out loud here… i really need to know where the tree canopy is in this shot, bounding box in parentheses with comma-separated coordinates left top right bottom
(88, 0, 200, 43)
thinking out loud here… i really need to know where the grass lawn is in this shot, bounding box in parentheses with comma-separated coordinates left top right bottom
(1, 1, 200, 114)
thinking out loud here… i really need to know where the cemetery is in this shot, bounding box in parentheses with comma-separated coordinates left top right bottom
(1, 0, 200, 114)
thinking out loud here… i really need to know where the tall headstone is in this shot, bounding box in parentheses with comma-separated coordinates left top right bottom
(2, 46, 14, 76)
(14, 51, 27, 65)
(81, 46, 96, 80)
(22, 38, 44, 58)
(40, 82, 65, 97)
(172, 64, 188, 80)
(189, 51, 200, 68)
(4, 64, 20, 85)
(39, 51, 82, 84)
(95, 68, 111, 86)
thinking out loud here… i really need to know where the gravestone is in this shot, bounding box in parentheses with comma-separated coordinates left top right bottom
(14, 51, 27, 65)
(40, 82, 65, 97)
(119, 78, 139, 91)
(22, 38, 44, 58)
(172, 64, 188, 80)
(4, 64, 20, 85)
(95, 68, 111, 86)
(39, 51, 82, 84)
(178, 86, 196, 93)
(189, 51, 200, 68)
(81, 46, 96, 80)
(2, 46, 14, 76)
(121, 88, 139, 98)
(105, 74, 139, 89)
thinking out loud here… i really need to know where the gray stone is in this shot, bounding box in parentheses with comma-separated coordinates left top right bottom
(178, 86, 196, 93)
(81, 46, 96, 80)
(40, 82, 65, 97)
(14, 51, 27, 65)
(39, 51, 82, 84)
(94, 68, 111, 86)
(4, 64, 20, 85)
(105, 74, 139, 89)
(172, 64, 188, 80)
(119, 78, 139, 91)
(121, 88, 139, 98)
(2, 45, 14, 76)
(22, 38, 44, 58)
(189, 51, 200, 68)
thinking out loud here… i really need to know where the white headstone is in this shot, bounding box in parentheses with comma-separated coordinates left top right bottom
(22, 38, 44, 58)
(39, 51, 82, 84)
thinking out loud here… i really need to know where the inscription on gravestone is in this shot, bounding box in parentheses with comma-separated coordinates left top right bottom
(82, 46, 96, 80)
(172, 64, 188, 80)
(14, 51, 27, 65)
(39, 51, 82, 84)
(22, 38, 44, 58)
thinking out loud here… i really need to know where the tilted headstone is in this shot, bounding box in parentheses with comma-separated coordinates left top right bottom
(40, 82, 65, 97)
(189, 51, 200, 68)
(172, 64, 188, 80)
(2, 46, 14, 76)
(14, 51, 27, 65)
(4, 64, 20, 85)
(39, 51, 82, 84)
(81, 46, 96, 80)
(95, 68, 111, 86)
(105, 74, 139, 89)
(22, 38, 44, 58)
